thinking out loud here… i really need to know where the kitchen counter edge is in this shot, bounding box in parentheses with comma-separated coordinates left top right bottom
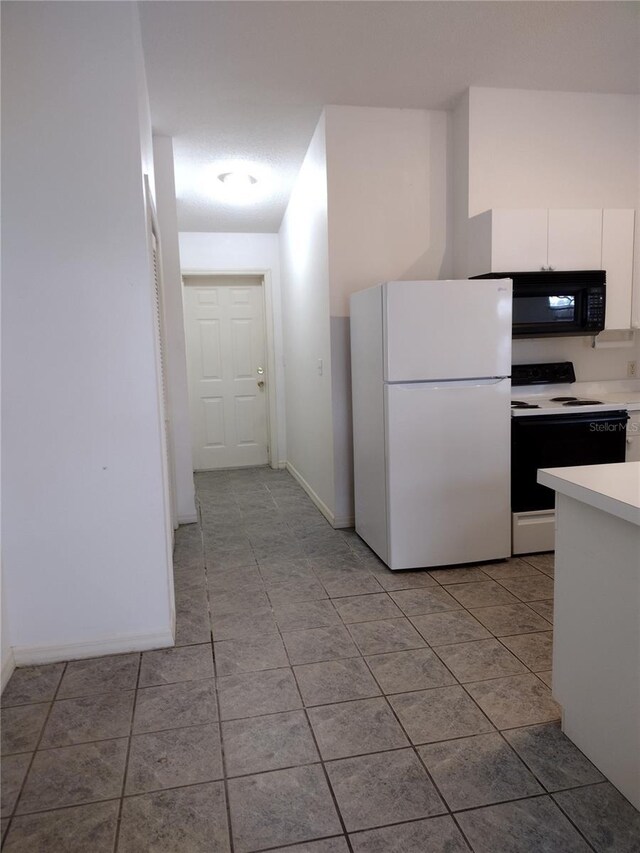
(538, 462, 640, 527)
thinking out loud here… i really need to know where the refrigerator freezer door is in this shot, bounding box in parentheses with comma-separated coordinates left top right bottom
(385, 378, 511, 569)
(384, 280, 512, 382)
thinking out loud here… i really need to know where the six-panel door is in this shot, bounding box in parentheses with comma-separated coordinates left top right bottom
(183, 280, 269, 470)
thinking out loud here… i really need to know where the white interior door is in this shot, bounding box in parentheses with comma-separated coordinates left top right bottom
(184, 277, 269, 470)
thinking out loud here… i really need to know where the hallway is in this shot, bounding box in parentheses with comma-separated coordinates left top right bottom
(1, 468, 638, 851)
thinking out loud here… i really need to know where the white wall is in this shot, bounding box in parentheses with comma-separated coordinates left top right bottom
(1, 2, 174, 662)
(513, 337, 639, 383)
(468, 87, 639, 215)
(135, 12, 155, 199)
(325, 105, 452, 522)
(279, 113, 336, 517)
(179, 232, 287, 467)
(326, 105, 452, 317)
(153, 137, 197, 524)
(452, 91, 470, 279)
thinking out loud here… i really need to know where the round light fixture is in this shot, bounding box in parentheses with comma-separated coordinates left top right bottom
(217, 171, 258, 190)
(198, 161, 272, 206)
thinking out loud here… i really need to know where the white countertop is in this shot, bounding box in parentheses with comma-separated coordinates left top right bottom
(538, 462, 640, 526)
(569, 381, 640, 411)
(599, 391, 640, 410)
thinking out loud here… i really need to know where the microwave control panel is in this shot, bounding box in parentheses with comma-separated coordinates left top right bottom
(586, 289, 605, 328)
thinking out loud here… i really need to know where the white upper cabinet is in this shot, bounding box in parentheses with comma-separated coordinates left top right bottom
(467, 209, 546, 276)
(467, 207, 636, 329)
(601, 209, 635, 330)
(547, 209, 602, 270)
(491, 209, 548, 272)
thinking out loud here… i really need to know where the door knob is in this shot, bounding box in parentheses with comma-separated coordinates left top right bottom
(257, 380, 265, 389)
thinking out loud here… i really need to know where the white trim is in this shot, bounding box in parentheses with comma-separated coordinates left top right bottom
(178, 512, 199, 525)
(286, 461, 354, 529)
(12, 630, 175, 667)
(286, 462, 333, 521)
(145, 175, 177, 535)
(1, 648, 16, 693)
(262, 269, 282, 468)
(144, 176, 177, 636)
(332, 514, 355, 529)
(181, 268, 283, 468)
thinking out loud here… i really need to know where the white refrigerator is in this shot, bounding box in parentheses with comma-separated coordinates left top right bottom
(350, 279, 512, 570)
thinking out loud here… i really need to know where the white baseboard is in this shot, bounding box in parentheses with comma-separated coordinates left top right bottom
(178, 513, 199, 525)
(332, 514, 355, 529)
(286, 462, 334, 524)
(12, 629, 175, 667)
(1, 648, 16, 692)
(285, 462, 353, 529)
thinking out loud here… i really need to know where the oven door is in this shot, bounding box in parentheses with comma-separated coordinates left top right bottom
(511, 411, 628, 512)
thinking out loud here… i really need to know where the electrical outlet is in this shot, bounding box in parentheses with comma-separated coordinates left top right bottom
(628, 360, 637, 378)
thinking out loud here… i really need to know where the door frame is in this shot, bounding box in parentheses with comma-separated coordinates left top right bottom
(181, 269, 281, 469)
(144, 176, 178, 534)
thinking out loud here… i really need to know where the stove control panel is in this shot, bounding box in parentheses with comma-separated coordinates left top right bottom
(512, 361, 577, 386)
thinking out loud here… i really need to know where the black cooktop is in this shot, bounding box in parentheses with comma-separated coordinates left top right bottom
(512, 361, 577, 386)
(511, 362, 607, 409)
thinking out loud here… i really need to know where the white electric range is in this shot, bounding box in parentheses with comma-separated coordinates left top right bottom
(511, 395, 627, 417)
(510, 362, 629, 554)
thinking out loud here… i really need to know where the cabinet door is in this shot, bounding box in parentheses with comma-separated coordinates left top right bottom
(626, 413, 640, 462)
(491, 209, 548, 271)
(626, 437, 640, 462)
(547, 209, 602, 270)
(602, 209, 635, 330)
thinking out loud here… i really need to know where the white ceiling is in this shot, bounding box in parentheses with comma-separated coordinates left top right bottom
(140, 1, 640, 233)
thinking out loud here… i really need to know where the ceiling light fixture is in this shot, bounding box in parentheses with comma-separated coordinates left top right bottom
(217, 171, 258, 190)
(185, 160, 274, 206)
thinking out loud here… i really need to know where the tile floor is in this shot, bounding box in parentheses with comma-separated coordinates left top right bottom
(2, 467, 639, 852)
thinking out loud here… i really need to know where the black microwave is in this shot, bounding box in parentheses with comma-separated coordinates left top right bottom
(471, 270, 606, 338)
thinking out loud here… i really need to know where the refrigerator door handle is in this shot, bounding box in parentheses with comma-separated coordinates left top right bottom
(388, 377, 510, 390)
